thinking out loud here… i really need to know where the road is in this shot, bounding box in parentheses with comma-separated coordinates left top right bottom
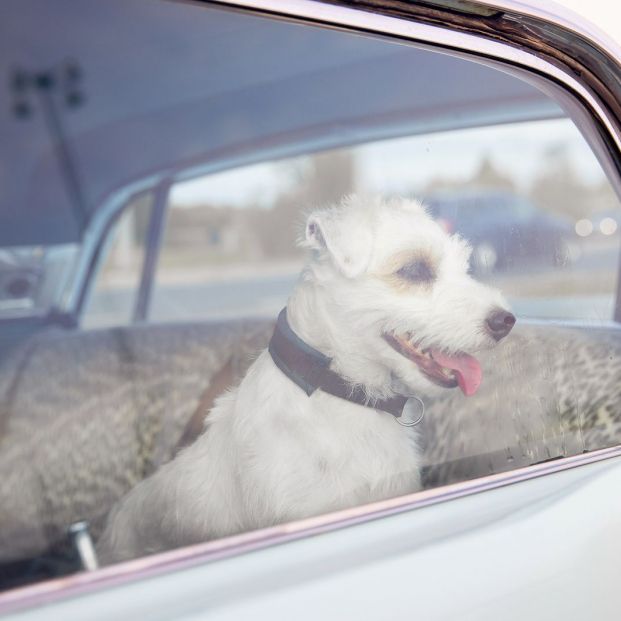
(85, 237, 620, 328)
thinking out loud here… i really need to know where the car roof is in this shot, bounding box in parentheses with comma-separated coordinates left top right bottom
(0, 0, 562, 247)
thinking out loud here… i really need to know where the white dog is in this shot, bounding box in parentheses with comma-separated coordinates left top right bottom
(98, 195, 514, 563)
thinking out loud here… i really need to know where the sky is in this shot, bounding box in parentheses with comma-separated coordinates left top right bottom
(355, 119, 603, 195)
(173, 117, 606, 209)
(173, 0, 620, 209)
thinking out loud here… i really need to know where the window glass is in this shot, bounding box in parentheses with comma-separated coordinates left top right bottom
(81, 193, 152, 329)
(2, 0, 621, 597)
(154, 117, 619, 323)
(361, 119, 620, 321)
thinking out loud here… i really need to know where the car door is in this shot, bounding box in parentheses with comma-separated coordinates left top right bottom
(1, 0, 621, 618)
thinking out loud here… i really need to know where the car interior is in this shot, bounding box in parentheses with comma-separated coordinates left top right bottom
(1, 0, 621, 593)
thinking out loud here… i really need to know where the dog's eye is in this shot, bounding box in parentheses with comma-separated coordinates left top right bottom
(396, 259, 435, 283)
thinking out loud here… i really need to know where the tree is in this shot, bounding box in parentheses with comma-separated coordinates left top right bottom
(251, 149, 356, 258)
(529, 145, 590, 220)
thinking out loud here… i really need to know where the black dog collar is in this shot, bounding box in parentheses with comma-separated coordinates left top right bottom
(268, 308, 423, 424)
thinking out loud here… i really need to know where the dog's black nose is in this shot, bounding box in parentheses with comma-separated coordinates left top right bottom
(486, 309, 516, 341)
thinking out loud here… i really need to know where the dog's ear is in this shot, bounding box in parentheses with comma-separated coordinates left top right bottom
(305, 208, 373, 278)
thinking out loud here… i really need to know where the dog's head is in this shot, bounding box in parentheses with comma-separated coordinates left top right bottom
(298, 195, 515, 399)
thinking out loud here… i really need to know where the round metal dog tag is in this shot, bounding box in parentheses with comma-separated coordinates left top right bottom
(397, 396, 425, 427)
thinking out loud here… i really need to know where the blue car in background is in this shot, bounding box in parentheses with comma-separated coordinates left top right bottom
(425, 190, 576, 274)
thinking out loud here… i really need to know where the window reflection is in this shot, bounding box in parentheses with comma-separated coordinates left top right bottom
(143, 118, 620, 324)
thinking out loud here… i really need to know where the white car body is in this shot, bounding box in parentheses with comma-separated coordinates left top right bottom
(3, 450, 621, 619)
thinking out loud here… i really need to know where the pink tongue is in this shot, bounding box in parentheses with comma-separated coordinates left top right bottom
(431, 350, 482, 396)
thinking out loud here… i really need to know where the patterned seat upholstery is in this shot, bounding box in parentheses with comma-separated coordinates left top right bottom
(422, 324, 621, 486)
(0, 319, 273, 562)
(0, 320, 619, 563)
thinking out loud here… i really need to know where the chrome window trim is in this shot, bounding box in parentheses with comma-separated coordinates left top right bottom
(132, 179, 171, 322)
(60, 175, 162, 315)
(6, 0, 620, 612)
(479, 0, 621, 66)
(2, 445, 621, 615)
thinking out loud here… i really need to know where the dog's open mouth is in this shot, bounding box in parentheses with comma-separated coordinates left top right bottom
(383, 333, 482, 396)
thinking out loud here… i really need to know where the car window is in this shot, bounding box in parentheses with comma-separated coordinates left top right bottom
(150, 117, 619, 323)
(81, 193, 153, 329)
(0, 244, 79, 320)
(2, 0, 621, 600)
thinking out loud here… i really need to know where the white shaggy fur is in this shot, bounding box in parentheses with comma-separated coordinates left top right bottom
(98, 195, 511, 563)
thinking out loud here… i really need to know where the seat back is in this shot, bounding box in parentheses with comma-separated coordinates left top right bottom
(0, 319, 274, 562)
(1, 319, 620, 562)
